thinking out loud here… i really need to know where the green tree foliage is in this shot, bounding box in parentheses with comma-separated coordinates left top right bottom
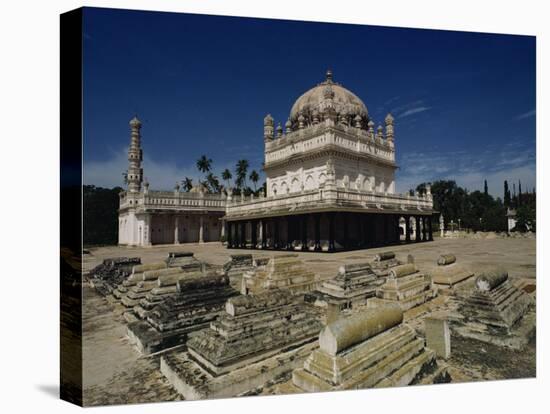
(484, 180, 488, 195)
(221, 168, 232, 190)
(181, 177, 193, 192)
(235, 159, 249, 189)
(205, 172, 222, 193)
(196, 155, 212, 175)
(249, 170, 260, 191)
(503, 180, 511, 207)
(83, 185, 122, 246)
(423, 180, 508, 232)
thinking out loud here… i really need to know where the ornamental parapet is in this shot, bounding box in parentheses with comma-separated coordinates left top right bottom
(225, 187, 433, 220)
(119, 190, 227, 212)
(264, 121, 395, 166)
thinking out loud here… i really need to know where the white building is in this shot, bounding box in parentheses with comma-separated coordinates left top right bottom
(118, 71, 435, 250)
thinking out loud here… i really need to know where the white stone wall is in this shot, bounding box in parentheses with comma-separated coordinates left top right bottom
(266, 154, 395, 196)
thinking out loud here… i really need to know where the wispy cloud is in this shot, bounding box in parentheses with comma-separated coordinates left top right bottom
(514, 109, 536, 121)
(396, 143, 535, 198)
(398, 106, 431, 118)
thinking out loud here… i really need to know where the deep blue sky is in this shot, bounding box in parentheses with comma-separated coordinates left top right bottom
(83, 7, 536, 197)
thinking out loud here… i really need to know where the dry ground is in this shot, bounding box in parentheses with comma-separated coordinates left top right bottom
(81, 237, 536, 406)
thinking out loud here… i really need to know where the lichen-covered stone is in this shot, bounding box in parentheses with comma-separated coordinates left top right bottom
(241, 254, 320, 295)
(127, 271, 238, 354)
(311, 262, 384, 310)
(292, 306, 448, 391)
(368, 264, 436, 311)
(186, 289, 322, 375)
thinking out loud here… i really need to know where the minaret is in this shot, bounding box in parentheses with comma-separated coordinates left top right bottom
(127, 116, 143, 193)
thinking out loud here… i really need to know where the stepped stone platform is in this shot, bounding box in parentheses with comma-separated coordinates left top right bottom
(431, 254, 474, 293)
(117, 252, 205, 310)
(450, 269, 535, 349)
(368, 264, 436, 311)
(307, 262, 385, 310)
(112, 261, 167, 301)
(127, 272, 238, 354)
(241, 254, 321, 295)
(291, 305, 449, 392)
(89, 257, 141, 296)
(160, 289, 323, 399)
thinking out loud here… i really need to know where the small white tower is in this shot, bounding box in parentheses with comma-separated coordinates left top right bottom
(127, 116, 143, 193)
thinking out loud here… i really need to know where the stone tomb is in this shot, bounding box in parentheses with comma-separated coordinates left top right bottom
(241, 254, 321, 295)
(431, 254, 474, 293)
(291, 305, 449, 392)
(368, 264, 436, 311)
(369, 251, 404, 278)
(451, 269, 535, 349)
(127, 272, 238, 354)
(311, 262, 385, 310)
(90, 257, 141, 296)
(160, 289, 323, 399)
(117, 252, 204, 309)
(112, 261, 167, 301)
(222, 254, 256, 289)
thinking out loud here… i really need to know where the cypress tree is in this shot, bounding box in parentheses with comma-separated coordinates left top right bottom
(484, 180, 488, 196)
(504, 180, 511, 207)
(518, 180, 523, 206)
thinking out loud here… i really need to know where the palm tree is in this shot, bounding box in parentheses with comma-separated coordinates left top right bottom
(235, 159, 249, 189)
(206, 172, 221, 193)
(196, 155, 212, 176)
(221, 168, 232, 190)
(249, 170, 260, 192)
(181, 177, 193, 192)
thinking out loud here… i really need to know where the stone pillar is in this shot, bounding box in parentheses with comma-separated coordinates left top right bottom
(251, 220, 257, 249)
(227, 222, 233, 248)
(428, 216, 434, 241)
(328, 212, 335, 252)
(273, 218, 280, 249)
(174, 215, 179, 244)
(301, 215, 308, 251)
(261, 220, 267, 249)
(405, 215, 411, 242)
(422, 216, 428, 241)
(199, 215, 204, 243)
(314, 214, 321, 252)
(415, 216, 421, 242)
(220, 219, 225, 241)
(240, 221, 246, 248)
(143, 213, 152, 246)
(286, 216, 293, 250)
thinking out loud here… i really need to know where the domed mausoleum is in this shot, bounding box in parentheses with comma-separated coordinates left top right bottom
(224, 71, 435, 251)
(118, 71, 435, 250)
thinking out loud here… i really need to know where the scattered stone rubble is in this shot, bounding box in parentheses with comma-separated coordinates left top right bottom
(368, 263, 436, 311)
(89, 257, 141, 295)
(241, 254, 321, 295)
(127, 271, 239, 354)
(160, 289, 323, 399)
(291, 305, 449, 392)
(450, 269, 535, 349)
